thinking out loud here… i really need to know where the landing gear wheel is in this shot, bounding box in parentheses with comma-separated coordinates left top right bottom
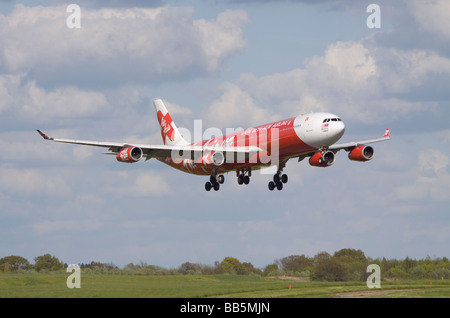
(213, 182, 220, 191)
(237, 169, 251, 186)
(218, 174, 225, 184)
(270, 161, 287, 191)
(276, 181, 283, 191)
(205, 182, 212, 191)
(273, 174, 280, 184)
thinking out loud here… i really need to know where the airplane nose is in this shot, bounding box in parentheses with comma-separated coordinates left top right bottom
(338, 121, 345, 136)
(333, 121, 345, 141)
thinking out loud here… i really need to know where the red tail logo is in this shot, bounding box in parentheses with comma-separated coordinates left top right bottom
(157, 110, 175, 142)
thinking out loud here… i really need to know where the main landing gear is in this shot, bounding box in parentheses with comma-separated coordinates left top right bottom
(237, 169, 251, 186)
(268, 173, 288, 191)
(268, 162, 288, 191)
(205, 172, 224, 191)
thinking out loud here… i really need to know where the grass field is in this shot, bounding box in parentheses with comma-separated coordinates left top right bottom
(1, 273, 450, 298)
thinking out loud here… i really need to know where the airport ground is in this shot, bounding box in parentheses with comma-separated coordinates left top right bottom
(1, 273, 449, 298)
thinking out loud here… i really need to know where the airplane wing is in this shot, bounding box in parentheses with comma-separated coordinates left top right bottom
(329, 128, 390, 152)
(36, 130, 261, 161)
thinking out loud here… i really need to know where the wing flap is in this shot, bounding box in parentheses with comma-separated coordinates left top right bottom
(141, 144, 261, 161)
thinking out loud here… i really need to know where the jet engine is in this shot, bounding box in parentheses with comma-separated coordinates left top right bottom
(348, 145, 374, 161)
(309, 150, 335, 167)
(116, 146, 143, 163)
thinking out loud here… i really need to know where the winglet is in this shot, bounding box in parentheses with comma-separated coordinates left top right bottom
(36, 129, 53, 140)
(384, 128, 390, 138)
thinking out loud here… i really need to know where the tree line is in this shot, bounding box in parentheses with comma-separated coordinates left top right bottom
(1, 249, 449, 281)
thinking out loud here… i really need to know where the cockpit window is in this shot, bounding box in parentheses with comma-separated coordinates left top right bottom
(323, 118, 342, 122)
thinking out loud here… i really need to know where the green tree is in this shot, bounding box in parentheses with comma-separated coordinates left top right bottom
(333, 248, 368, 281)
(220, 257, 242, 274)
(313, 252, 346, 281)
(179, 262, 202, 275)
(217, 257, 259, 275)
(0, 255, 31, 272)
(381, 257, 401, 276)
(333, 248, 367, 262)
(241, 262, 261, 275)
(34, 254, 64, 272)
(278, 255, 312, 274)
(263, 263, 280, 276)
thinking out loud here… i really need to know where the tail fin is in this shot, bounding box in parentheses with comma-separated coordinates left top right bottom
(153, 98, 189, 146)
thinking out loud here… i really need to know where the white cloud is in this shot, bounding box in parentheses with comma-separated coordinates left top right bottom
(33, 219, 103, 236)
(163, 100, 192, 116)
(374, 47, 450, 94)
(0, 5, 248, 85)
(236, 70, 311, 109)
(407, 0, 450, 40)
(0, 130, 93, 164)
(418, 149, 449, 175)
(306, 41, 379, 95)
(338, 217, 382, 235)
(396, 149, 450, 201)
(103, 170, 170, 197)
(194, 10, 249, 72)
(0, 165, 72, 197)
(205, 40, 449, 125)
(0, 73, 109, 123)
(204, 82, 275, 128)
(0, 73, 21, 112)
(23, 81, 109, 119)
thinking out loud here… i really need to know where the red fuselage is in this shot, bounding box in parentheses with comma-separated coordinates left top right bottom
(157, 112, 345, 176)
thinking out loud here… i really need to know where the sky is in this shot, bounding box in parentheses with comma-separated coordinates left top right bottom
(0, 0, 449, 269)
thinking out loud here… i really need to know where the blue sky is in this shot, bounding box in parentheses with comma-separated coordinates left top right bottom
(1, 0, 449, 269)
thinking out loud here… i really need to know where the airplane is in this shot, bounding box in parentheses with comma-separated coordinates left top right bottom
(37, 98, 390, 191)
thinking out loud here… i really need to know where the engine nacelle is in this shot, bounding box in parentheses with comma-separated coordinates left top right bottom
(348, 145, 374, 161)
(116, 146, 143, 163)
(309, 150, 335, 167)
(201, 151, 225, 167)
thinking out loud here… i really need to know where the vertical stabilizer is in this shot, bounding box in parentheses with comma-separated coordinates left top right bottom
(153, 99, 189, 146)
